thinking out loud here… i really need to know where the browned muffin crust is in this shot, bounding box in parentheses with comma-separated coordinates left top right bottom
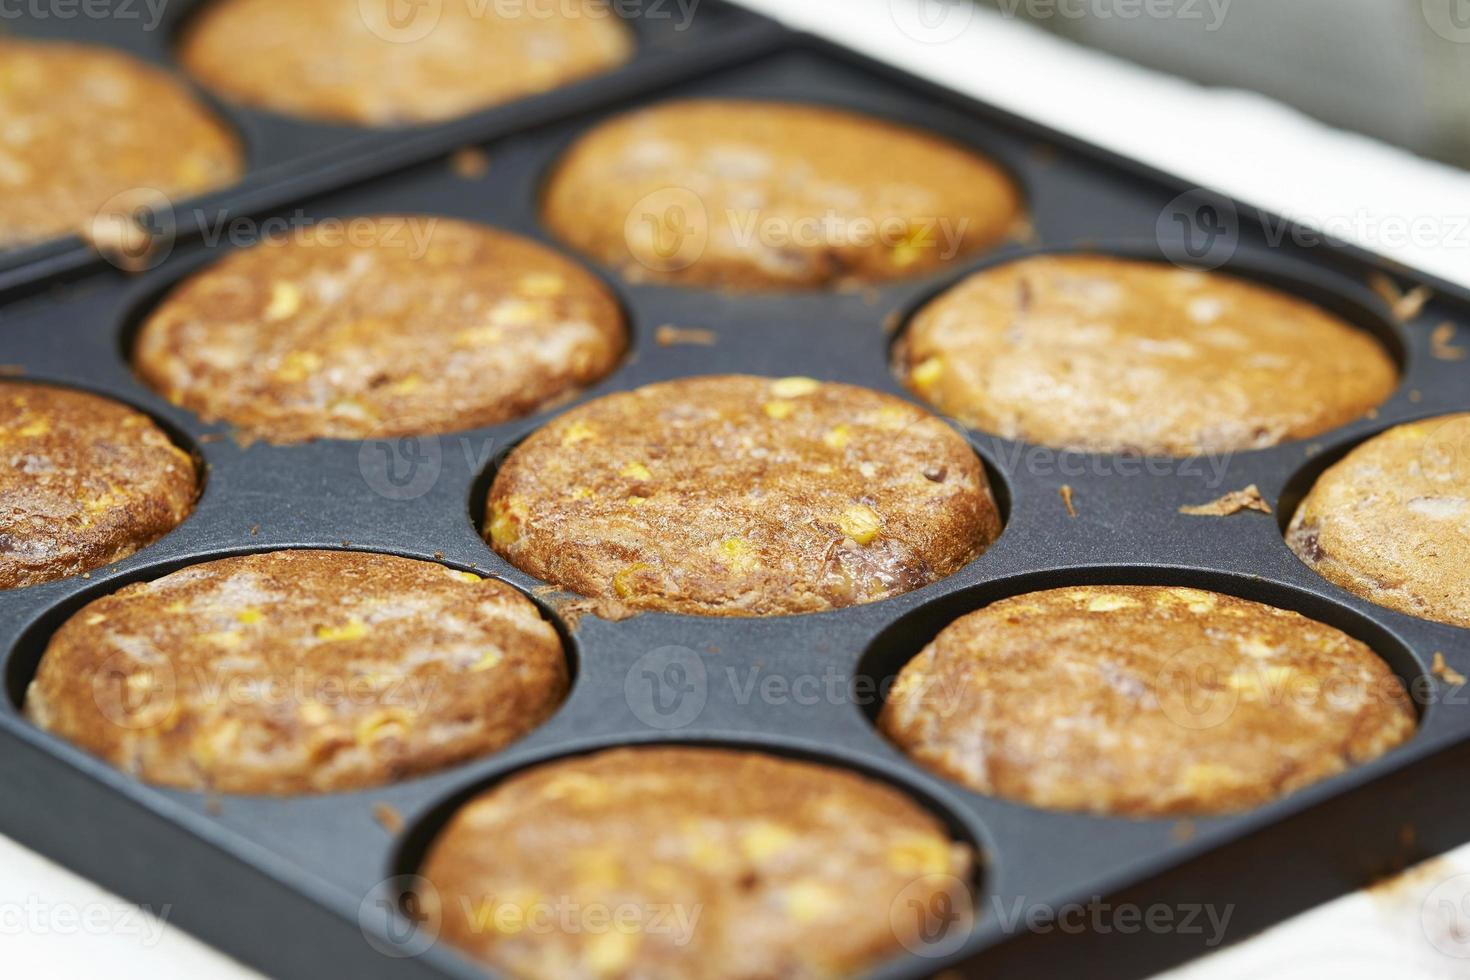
(541, 99, 1023, 290)
(25, 550, 568, 794)
(1, 383, 197, 590)
(895, 255, 1398, 456)
(879, 585, 1416, 817)
(419, 747, 974, 979)
(133, 216, 626, 443)
(179, 0, 633, 126)
(1287, 414, 1470, 629)
(486, 375, 1002, 617)
(0, 39, 242, 248)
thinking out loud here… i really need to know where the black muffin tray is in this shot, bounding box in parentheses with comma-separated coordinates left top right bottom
(0, 0, 780, 292)
(3, 14, 1470, 980)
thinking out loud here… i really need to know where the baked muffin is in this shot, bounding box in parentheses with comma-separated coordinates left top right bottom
(541, 99, 1022, 289)
(879, 585, 1416, 816)
(418, 746, 974, 979)
(895, 255, 1398, 456)
(486, 375, 1001, 616)
(25, 550, 567, 794)
(0, 39, 241, 248)
(179, 0, 633, 126)
(0, 383, 197, 590)
(1287, 413, 1470, 629)
(133, 216, 625, 443)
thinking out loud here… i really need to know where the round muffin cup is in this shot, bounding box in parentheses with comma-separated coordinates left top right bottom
(22, 549, 571, 795)
(411, 743, 978, 979)
(541, 98, 1024, 290)
(484, 374, 1004, 617)
(131, 215, 627, 443)
(893, 251, 1399, 457)
(872, 581, 1417, 817)
(1286, 413, 1470, 630)
(0, 380, 200, 591)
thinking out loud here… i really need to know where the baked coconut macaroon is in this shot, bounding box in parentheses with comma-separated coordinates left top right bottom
(541, 99, 1023, 289)
(895, 254, 1398, 456)
(0, 39, 241, 249)
(25, 550, 568, 794)
(486, 375, 1002, 616)
(879, 585, 1416, 817)
(178, 0, 633, 126)
(133, 216, 625, 443)
(418, 746, 975, 979)
(1287, 413, 1470, 629)
(0, 383, 197, 590)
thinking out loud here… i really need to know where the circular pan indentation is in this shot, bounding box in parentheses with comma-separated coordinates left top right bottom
(1277, 411, 1470, 632)
(119, 214, 631, 445)
(535, 96, 1031, 293)
(857, 568, 1429, 818)
(471, 375, 1008, 619)
(388, 734, 990, 972)
(0, 376, 205, 592)
(888, 242, 1407, 456)
(6, 546, 579, 796)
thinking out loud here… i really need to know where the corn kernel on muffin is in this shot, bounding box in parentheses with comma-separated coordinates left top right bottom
(418, 746, 974, 979)
(179, 0, 633, 126)
(486, 375, 1001, 616)
(1287, 414, 1470, 629)
(0, 39, 242, 249)
(541, 99, 1023, 290)
(895, 255, 1398, 456)
(1, 383, 197, 590)
(879, 585, 1415, 817)
(25, 550, 567, 794)
(132, 216, 625, 443)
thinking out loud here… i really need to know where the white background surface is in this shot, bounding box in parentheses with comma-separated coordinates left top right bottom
(6, 0, 1470, 977)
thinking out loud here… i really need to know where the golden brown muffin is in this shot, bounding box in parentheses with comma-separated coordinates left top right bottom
(1287, 414, 1470, 629)
(486, 375, 1001, 616)
(418, 747, 974, 979)
(0, 383, 197, 590)
(178, 0, 633, 126)
(133, 216, 626, 443)
(879, 585, 1416, 817)
(0, 39, 241, 249)
(541, 99, 1023, 290)
(895, 255, 1398, 456)
(25, 550, 568, 794)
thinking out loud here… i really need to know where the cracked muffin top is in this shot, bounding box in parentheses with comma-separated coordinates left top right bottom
(25, 550, 568, 794)
(879, 585, 1416, 816)
(1287, 413, 1470, 629)
(895, 254, 1397, 456)
(419, 746, 975, 979)
(542, 99, 1023, 290)
(133, 216, 625, 443)
(0, 383, 197, 590)
(486, 375, 1002, 617)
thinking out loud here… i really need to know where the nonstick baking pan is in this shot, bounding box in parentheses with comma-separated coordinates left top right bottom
(2, 18, 1469, 980)
(0, 0, 782, 294)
